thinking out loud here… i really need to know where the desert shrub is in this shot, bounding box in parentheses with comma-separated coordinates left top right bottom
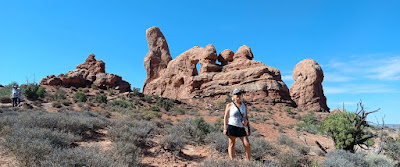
(107, 142, 141, 166)
(141, 110, 161, 120)
(169, 117, 211, 144)
(1, 125, 80, 166)
(52, 88, 66, 100)
(95, 93, 108, 104)
(278, 151, 299, 166)
(144, 94, 152, 103)
(168, 106, 185, 116)
(156, 97, 175, 111)
(205, 132, 228, 153)
(40, 147, 121, 167)
(0, 111, 108, 138)
(3, 126, 79, 149)
(322, 149, 368, 167)
(251, 137, 277, 160)
(217, 101, 225, 110)
(3, 138, 53, 166)
(52, 101, 62, 108)
(276, 134, 310, 155)
(61, 100, 72, 106)
(73, 91, 87, 102)
(110, 99, 131, 108)
(200, 158, 280, 167)
(295, 114, 321, 134)
(91, 83, 98, 89)
(108, 119, 158, 147)
(23, 84, 45, 100)
(225, 94, 232, 103)
(321, 111, 374, 152)
(0, 97, 11, 103)
(365, 154, 394, 167)
(149, 106, 160, 112)
(159, 133, 188, 154)
(132, 87, 141, 96)
(0, 86, 12, 98)
(383, 137, 400, 161)
(189, 109, 199, 116)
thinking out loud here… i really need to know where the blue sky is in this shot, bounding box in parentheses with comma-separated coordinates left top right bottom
(0, 1, 399, 124)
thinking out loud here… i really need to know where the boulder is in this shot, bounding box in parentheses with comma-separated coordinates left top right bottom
(290, 59, 329, 112)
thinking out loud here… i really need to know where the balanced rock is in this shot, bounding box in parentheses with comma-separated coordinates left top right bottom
(143, 27, 294, 105)
(290, 59, 329, 112)
(144, 26, 172, 87)
(40, 53, 131, 92)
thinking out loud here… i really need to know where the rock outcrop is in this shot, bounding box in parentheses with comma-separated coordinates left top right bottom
(290, 59, 329, 112)
(40, 53, 131, 92)
(143, 27, 294, 105)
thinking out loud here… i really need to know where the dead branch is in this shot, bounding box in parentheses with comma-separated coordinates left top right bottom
(315, 141, 327, 154)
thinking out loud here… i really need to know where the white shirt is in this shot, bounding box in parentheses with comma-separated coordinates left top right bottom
(228, 102, 246, 128)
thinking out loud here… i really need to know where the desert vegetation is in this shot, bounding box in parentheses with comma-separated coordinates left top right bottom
(0, 83, 399, 167)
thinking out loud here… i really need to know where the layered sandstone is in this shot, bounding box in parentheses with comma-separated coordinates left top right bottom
(143, 27, 294, 105)
(40, 53, 131, 92)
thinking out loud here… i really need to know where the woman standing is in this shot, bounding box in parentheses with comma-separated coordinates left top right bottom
(223, 89, 251, 160)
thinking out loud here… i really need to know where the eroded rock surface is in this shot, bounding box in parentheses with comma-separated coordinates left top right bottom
(40, 53, 131, 92)
(290, 59, 329, 112)
(143, 27, 294, 105)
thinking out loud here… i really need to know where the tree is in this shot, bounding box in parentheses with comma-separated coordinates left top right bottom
(321, 101, 378, 153)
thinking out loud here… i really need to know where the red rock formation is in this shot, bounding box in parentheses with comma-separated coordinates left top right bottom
(143, 27, 294, 105)
(40, 53, 131, 92)
(290, 59, 329, 112)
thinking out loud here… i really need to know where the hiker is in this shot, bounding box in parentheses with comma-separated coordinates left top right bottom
(17, 87, 22, 106)
(10, 86, 18, 107)
(223, 89, 251, 160)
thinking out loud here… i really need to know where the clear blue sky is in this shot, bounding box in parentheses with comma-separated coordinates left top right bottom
(1, 1, 399, 124)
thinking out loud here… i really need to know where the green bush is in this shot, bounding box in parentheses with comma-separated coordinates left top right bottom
(156, 97, 175, 111)
(141, 110, 161, 120)
(144, 95, 152, 103)
(321, 111, 374, 151)
(132, 87, 141, 96)
(52, 88, 66, 101)
(110, 99, 131, 108)
(23, 84, 46, 100)
(94, 93, 108, 104)
(91, 83, 98, 89)
(73, 91, 87, 102)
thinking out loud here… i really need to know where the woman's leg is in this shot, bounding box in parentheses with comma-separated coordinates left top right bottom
(239, 136, 251, 160)
(228, 135, 236, 160)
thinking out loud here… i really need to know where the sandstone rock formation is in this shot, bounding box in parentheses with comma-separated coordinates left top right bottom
(40, 53, 131, 92)
(290, 59, 329, 112)
(143, 27, 294, 105)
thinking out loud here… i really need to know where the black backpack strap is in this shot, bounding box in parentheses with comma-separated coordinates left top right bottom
(232, 102, 244, 118)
